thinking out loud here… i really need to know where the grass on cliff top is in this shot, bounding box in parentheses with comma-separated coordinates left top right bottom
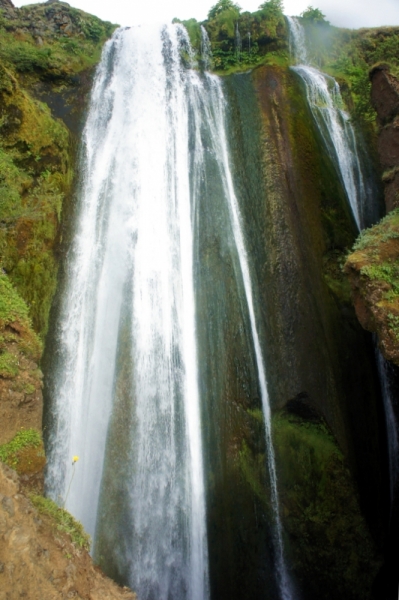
(30, 494, 91, 551)
(347, 209, 399, 339)
(352, 208, 399, 252)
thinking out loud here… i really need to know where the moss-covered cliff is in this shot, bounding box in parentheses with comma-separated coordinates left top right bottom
(0, 0, 115, 454)
(199, 63, 387, 600)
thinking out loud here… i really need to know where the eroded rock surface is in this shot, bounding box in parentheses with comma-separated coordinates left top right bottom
(370, 66, 399, 211)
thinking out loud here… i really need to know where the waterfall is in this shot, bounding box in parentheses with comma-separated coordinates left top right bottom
(200, 25, 212, 70)
(45, 21, 292, 600)
(286, 16, 368, 230)
(45, 24, 209, 600)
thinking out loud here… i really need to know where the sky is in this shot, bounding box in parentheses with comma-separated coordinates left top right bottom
(12, 0, 399, 30)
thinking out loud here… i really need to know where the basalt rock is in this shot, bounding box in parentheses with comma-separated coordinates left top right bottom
(370, 65, 399, 211)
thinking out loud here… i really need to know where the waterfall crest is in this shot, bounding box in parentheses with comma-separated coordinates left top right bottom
(286, 16, 369, 230)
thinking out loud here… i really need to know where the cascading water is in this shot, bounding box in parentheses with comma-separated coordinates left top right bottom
(287, 16, 369, 230)
(45, 21, 292, 600)
(45, 24, 209, 600)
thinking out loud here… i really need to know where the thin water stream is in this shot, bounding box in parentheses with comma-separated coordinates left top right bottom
(287, 16, 368, 230)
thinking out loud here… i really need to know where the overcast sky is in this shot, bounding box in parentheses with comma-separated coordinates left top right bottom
(13, 0, 399, 29)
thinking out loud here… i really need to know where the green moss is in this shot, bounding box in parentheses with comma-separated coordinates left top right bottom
(348, 209, 399, 307)
(0, 273, 31, 325)
(238, 440, 269, 506)
(0, 60, 73, 337)
(0, 427, 41, 468)
(360, 263, 399, 293)
(0, 274, 42, 359)
(273, 411, 381, 599)
(352, 208, 399, 251)
(29, 494, 91, 551)
(387, 313, 399, 341)
(323, 250, 352, 303)
(0, 350, 19, 377)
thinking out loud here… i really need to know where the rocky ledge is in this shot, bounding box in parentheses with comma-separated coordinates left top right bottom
(0, 462, 137, 600)
(345, 209, 399, 366)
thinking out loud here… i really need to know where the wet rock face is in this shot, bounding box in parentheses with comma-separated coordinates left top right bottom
(0, 463, 137, 600)
(370, 66, 399, 211)
(371, 67, 399, 128)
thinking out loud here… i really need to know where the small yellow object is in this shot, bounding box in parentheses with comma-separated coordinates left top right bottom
(72, 455, 79, 465)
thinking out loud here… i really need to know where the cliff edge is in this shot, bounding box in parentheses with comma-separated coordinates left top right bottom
(0, 462, 136, 600)
(345, 67, 399, 366)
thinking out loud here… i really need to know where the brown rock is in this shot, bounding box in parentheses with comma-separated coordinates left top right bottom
(345, 236, 399, 366)
(0, 462, 137, 600)
(384, 170, 399, 211)
(370, 66, 399, 127)
(370, 66, 399, 213)
(378, 120, 399, 170)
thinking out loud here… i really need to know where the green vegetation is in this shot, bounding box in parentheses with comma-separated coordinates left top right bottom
(208, 0, 241, 20)
(0, 2, 117, 340)
(300, 5, 329, 24)
(0, 4, 116, 78)
(387, 312, 399, 341)
(352, 208, 399, 251)
(201, 0, 287, 73)
(237, 406, 380, 598)
(346, 209, 399, 354)
(30, 494, 91, 551)
(360, 263, 399, 293)
(272, 410, 380, 598)
(0, 427, 41, 468)
(0, 274, 42, 360)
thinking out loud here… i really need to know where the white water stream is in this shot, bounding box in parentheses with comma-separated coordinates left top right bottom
(287, 16, 367, 230)
(45, 24, 209, 600)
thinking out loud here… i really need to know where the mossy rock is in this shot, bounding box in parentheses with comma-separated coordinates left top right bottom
(0, 427, 45, 475)
(273, 410, 381, 599)
(0, 274, 42, 360)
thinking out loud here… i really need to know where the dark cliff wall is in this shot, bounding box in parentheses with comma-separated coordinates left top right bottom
(370, 65, 399, 213)
(202, 64, 388, 600)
